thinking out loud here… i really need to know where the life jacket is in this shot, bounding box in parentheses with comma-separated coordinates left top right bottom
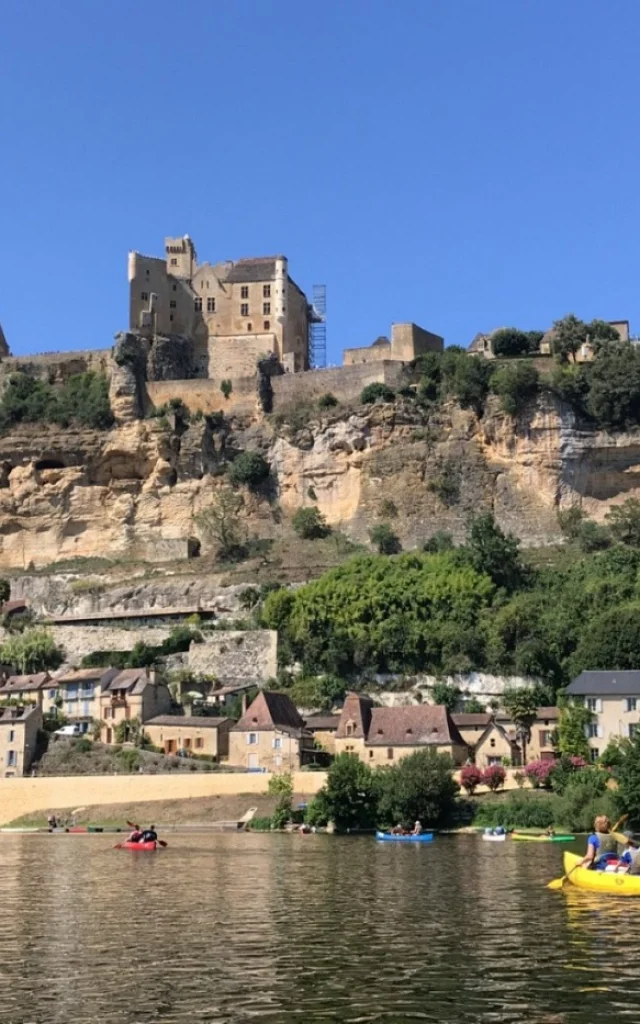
(594, 831, 617, 862)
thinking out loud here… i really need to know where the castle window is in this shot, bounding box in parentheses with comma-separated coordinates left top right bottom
(194, 297, 202, 312)
(141, 292, 149, 301)
(387, 748, 394, 760)
(241, 304, 249, 316)
(207, 298, 216, 313)
(263, 302, 271, 315)
(170, 300, 176, 309)
(263, 285, 271, 298)
(169, 314, 174, 322)
(264, 320, 270, 330)
(172, 284, 177, 291)
(170, 258, 177, 266)
(247, 323, 252, 331)
(241, 286, 249, 299)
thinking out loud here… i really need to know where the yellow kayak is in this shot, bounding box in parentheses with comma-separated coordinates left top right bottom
(563, 851, 640, 896)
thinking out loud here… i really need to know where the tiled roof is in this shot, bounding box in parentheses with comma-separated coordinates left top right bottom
(55, 668, 117, 685)
(145, 716, 230, 729)
(304, 715, 340, 731)
(226, 258, 281, 284)
(365, 705, 465, 748)
(0, 673, 49, 693)
(568, 671, 640, 696)
(232, 690, 305, 732)
(336, 694, 374, 739)
(452, 713, 491, 728)
(107, 669, 151, 693)
(0, 705, 38, 723)
(536, 706, 560, 720)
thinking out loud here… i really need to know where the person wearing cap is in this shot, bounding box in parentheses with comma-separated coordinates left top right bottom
(617, 831, 640, 874)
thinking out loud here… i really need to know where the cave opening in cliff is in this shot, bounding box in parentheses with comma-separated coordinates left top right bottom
(35, 458, 66, 471)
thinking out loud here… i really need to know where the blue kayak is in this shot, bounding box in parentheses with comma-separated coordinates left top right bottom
(375, 831, 434, 843)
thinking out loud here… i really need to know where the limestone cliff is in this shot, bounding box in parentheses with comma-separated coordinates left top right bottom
(0, 387, 638, 575)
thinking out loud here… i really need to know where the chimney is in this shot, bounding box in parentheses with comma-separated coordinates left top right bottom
(241, 692, 248, 716)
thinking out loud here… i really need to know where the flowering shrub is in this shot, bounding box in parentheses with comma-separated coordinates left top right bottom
(482, 764, 506, 791)
(460, 764, 484, 795)
(525, 759, 555, 789)
(549, 754, 588, 794)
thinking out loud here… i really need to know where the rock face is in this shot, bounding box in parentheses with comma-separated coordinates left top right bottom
(0, 390, 639, 572)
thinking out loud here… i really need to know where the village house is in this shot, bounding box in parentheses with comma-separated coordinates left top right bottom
(304, 714, 340, 755)
(566, 671, 640, 761)
(471, 721, 520, 768)
(468, 320, 629, 361)
(453, 707, 559, 765)
(335, 694, 468, 766)
(0, 673, 53, 713)
(53, 668, 120, 732)
(99, 669, 172, 744)
(144, 715, 233, 760)
(0, 705, 42, 777)
(229, 690, 315, 772)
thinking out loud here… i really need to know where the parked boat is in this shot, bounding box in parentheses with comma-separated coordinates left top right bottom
(562, 851, 640, 895)
(120, 840, 159, 851)
(482, 833, 506, 842)
(512, 832, 575, 843)
(375, 831, 434, 843)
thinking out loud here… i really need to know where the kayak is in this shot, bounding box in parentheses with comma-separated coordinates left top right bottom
(375, 831, 434, 843)
(512, 833, 575, 843)
(120, 840, 158, 851)
(482, 833, 506, 842)
(562, 852, 640, 896)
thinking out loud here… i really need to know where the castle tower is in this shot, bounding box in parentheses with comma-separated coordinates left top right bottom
(165, 235, 197, 279)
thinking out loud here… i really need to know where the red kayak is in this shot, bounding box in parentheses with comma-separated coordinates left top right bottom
(120, 840, 158, 851)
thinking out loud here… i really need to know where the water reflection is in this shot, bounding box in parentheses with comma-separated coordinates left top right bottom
(0, 834, 637, 1022)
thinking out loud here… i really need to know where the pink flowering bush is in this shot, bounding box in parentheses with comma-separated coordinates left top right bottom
(460, 764, 484, 795)
(482, 764, 506, 792)
(525, 759, 556, 789)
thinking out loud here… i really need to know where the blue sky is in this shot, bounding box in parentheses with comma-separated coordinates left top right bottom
(2, 0, 639, 363)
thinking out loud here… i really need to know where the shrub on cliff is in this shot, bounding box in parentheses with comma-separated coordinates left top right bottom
(318, 392, 338, 409)
(0, 628, 63, 674)
(490, 361, 539, 416)
(227, 451, 270, 489)
(0, 372, 113, 430)
(292, 506, 329, 540)
(360, 383, 395, 404)
(491, 328, 543, 358)
(369, 523, 401, 555)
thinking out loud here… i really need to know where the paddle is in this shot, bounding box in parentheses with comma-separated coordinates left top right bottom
(125, 820, 168, 848)
(547, 814, 628, 890)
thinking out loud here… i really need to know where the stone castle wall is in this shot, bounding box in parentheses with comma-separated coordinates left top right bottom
(271, 361, 405, 406)
(146, 377, 257, 416)
(0, 350, 113, 388)
(188, 630, 277, 682)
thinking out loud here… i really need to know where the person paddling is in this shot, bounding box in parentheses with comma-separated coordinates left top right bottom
(617, 831, 640, 874)
(140, 824, 158, 844)
(579, 815, 617, 870)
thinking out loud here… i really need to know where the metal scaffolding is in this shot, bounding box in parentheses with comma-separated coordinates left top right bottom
(309, 284, 327, 368)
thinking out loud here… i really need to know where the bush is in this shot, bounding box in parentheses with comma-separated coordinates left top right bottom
(525, 759, 555, 789)
(220, 379, 233, 399)
(0, 371, 114, 431)
(422, 531, 454, 554)
(0, 628, 64, 674)
(490, 362, 539, 416)
(227, 451, 270, 489)
(360, 383, 395, 405)
(318, 393, 338, 409)
(548, 754, 587, 794)
(475, 792, 556, 830)
(369, 523, 401, 555)
(460, 764, 483, 795)
(377, 749, 459, 828)
(291, 506, 329, 540)
(75, 738, 92, 754)
(491, 328, 541, 358)
(482, 765, 506, 791)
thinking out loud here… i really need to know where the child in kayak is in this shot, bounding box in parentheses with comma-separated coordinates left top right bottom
(617, 831, 640, 874)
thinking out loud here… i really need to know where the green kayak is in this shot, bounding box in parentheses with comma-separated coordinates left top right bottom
(511, 832, 575, 843)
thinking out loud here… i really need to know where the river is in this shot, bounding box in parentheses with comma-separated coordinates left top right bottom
(0, 832, 636, 1023)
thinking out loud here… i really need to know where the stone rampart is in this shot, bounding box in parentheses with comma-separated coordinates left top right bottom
(271, 361, 405, 406)
(0, 350, 113, 387)
(187, 630, 277, 682)
(146, 377, 257, 416)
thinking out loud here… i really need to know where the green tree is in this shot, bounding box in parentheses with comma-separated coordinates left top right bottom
(195, 488, 245, 559)
(0, 628, 63, 674)
(227, 451, 270, 489)
(220, 379, 233, 399)
(288, 674, 346, 711)
(466, 514, 525, 592)
(490, 328, 534, 358)
(448, 355, 494, 415)
(556, 700, 592, 759)
(377, 749, 459, 828)
(571, 603, 640, 675)
(584, 345, 640, 429)
(360, 383, 395, 404)
(613, 730, 640, 825)
(552, 314, 589, 363)
(268, 772, 294, 828)
(369, 523, 401, 555)
(430, 682, 461, 713)
(291, 506, 329, 540)
(502, 687, 539, 764)
(462, 696, 485, 714)
(319, 753, 380, 832)
(605, 499, 640, 546)
(557, 506, 586, 542)
(0, 579, 10, 604)
(423, 531, 454, 553)
(490, 362, 539, 416)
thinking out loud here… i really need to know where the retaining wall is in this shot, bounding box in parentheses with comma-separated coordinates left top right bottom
(271, 361, 405, 406)
(146, 377, 256, 416)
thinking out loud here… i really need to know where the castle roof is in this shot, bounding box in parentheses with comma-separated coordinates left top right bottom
(227, 258, 282, 284)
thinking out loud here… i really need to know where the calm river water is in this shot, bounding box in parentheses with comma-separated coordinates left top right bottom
(0, 833, 636, 1023)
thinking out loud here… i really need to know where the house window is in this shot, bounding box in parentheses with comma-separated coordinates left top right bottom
(263, 302, 271, 315)
(9, 730, 14, 742)
(585, 698, 598, 712)
(241, 286, 249, 299)
(241, 304, 249, 316)
(141, 292, 149, 301)
(207, 297, 216, 313)
(387, 748, 394, 760)
(490, 738, 496, 748)
(590, 748, 599, 762)
(345, 722, 354, 736)
(264, 320, 270, 330)
(247, 322, 252, 331)
(104, 708, 112, 720)
(274, 755, 282, 767)
(263, 285, 271, 298)
(540, 730, 553, 747)
(587, 723, 599, 738)
(82, 702, 91, 717)
(627, 698, 637, 713)
(170, 258, 177, 265)
(488, 756, 501, 766)
(248, 733, 257, 745)
(194, 297, 202, 312)
(195, 737, 203, 749)
(369, 750, 374, 758)
(170, 300, 176, 309)
(273, 737, 282, 750)
(48, 689, 57, 699)
(184, 738, 191, 749)
(6, 751, 16, 767)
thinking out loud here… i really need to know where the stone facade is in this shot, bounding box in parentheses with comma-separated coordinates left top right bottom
(187, 630, 278, 684)
(0, 705, 41, 778)
(343, 322, 443, 366)
(144, 715, 233, 759)
(128, 236, 310, 373)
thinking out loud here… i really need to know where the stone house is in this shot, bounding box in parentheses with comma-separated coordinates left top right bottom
(472, 721, 521, 768)
(468, 320, 629, 361)
(335, 694, 468, 766)
(566, 671, 640, 761)
(304, 715, 340, 755)
(523, 707, 559, 761)
(99, 669, 172, 744)
(129, 236, 310, 374)
(229, 690, 315, 772)
(144, 715, 233, 760)
(343, 322, 443, 366)
(52, 668, 120, 733)
(453, 707, 559, 765)
(0, 673, 54, 713)
(0, 705, 42, 777)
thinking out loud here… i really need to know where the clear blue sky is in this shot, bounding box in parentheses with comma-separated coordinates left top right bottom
(2, 0, 639, 363)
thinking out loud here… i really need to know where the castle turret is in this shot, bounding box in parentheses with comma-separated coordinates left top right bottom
(165, 235, 197, 280)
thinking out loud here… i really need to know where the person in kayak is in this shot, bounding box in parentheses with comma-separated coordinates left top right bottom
(390, 824, 405, 835)
(127, 826, 143, 843)
(140, 825, 158, 843)
(579, 815, 617, 870)
(617, 831, 640, 874)
(411, 821, 423, 835)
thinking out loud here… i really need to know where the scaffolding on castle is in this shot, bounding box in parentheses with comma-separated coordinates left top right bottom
(309, 285, 327, 368)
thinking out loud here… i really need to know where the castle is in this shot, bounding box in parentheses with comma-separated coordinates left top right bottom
(129, 236, 311, 376)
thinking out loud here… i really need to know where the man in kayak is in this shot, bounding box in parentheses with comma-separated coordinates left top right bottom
(390, 823, 405, 835)
(617, 831, 640, 874)
(127, 825, 144, 843)
(411, 821, 423, 835)
(579, 815, 617, 870)
(140, 825, 158, 844)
